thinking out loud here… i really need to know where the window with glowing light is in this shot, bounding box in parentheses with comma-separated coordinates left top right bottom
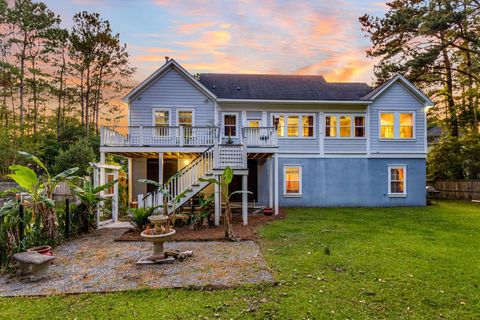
(153, 109, 170, 136)
(380, 111, 415, 139)
(284, 166, 302, 196)
(388, 165, 406, 196)
(325, 114, 365, 138)
(273, 114, 315, 138)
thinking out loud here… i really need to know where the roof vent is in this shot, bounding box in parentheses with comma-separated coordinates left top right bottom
(212, 84, 216, 89)
(237, 86, 240, 90)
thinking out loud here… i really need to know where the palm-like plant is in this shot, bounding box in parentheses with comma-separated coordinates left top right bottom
(71, 178, 117, 232)
(200, 166, 251, 241)
(139, 172, 187, 230)
(5, 151, 78, 239)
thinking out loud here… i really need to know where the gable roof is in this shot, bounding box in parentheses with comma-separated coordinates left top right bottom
(198, 73, 372, 101)
(361, 74, 434, 105)
(122, 59, 216, 103)
(123, 60, 433, 105)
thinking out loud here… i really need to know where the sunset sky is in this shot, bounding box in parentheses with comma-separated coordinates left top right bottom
(44, 0, 387, 85)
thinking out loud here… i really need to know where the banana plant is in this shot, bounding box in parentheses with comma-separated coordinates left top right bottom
(71, 178, 118, 232)
(139, 172, 187, 230)
(4, 151, 78, 239)
(200, 166, 252, 241)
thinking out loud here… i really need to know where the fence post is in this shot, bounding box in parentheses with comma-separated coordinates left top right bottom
(19, 204, 24, 245)
(65, 198, 70, 239)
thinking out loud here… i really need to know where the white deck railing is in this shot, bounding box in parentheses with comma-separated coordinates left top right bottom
(101, 126, 219, 147)
(101, 125, 278, 148)
(242, 127, 278, 147)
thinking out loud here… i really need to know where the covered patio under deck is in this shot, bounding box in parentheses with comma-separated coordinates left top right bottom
(100, 149, 279, 227)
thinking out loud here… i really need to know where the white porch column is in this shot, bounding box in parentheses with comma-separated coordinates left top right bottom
(113, 169, 119, 222)
(274, 154, 279, 215)
(158, 153, 164, 206)
(99, 152, 106, 186)
(269, 158, 273, 208)
(214, 175, 221, 226)
(128, 158, 133, 204)
(99, 152, 106, 225)
(242, 174, 248, 226)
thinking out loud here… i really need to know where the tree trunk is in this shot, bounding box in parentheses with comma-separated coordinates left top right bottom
(441, 47, 458, 137)
(19, 40, 26, 140)
(32, 57, 38, 135)
(85, 66, 91, 134)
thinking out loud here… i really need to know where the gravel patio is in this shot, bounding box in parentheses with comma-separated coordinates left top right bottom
(0, 228, 275, 297)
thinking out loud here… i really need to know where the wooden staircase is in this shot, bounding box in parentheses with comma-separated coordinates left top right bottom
(139, 143, 247, 213)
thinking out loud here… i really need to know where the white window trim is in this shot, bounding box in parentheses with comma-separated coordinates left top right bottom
(379, 111, 416, 140)
(273, 113, 316, 139)
(151, 107, 173, 126)
(283, 165, 302, 197)
(176, 107, 196, 127)
(222, 112, 239, 138)
(324, 113, 367, 139)
(388, 165, 407, 197)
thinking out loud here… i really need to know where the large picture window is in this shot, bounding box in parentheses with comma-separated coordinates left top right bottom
(325, 114, 365, 138)
(273, 114, 315, 138)
(284, 166, 302, 196)
(380, 111, 415, 139)
(388, 165, 407, 197)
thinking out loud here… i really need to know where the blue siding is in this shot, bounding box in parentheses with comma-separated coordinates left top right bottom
(370, 82, 426, 154)
(130, 68, 215, 126)
(269, 157, 426, 207)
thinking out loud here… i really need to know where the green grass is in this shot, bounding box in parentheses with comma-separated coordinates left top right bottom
(1, 201, 479, 319)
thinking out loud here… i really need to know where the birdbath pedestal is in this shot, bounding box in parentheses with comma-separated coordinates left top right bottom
(137, 214, 176, 264)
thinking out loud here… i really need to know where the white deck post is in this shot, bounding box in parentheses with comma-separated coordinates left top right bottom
(214, 176, 221, 226)
(274, 154, 279, 215)
(128, 158, 133, 204)
(113, 169, 119, 222)
(158, 152, 164, 205)
(99, 152, 106, 186)
(269, 158, 273, 208)
(242, 174, 248, 226)
(99, 152, 106, 224)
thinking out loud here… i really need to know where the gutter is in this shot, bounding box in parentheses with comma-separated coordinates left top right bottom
(216, 98, 372, 105)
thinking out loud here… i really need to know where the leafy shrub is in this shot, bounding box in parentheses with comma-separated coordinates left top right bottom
(129, 207, 154, 230)
(53, 139, 96, 177)
(428, 133, 480, 180)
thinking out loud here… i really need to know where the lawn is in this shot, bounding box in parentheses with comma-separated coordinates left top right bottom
(1, 201, 479, 319)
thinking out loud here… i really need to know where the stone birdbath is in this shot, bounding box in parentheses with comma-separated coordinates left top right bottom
(137, 214, 176, 264)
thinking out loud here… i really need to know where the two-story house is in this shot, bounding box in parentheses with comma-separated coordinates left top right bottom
(99, 58, 433, 226)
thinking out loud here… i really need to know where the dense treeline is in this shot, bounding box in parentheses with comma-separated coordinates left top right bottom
(0, 0, 134, 176)
(361, 0, 480, 179)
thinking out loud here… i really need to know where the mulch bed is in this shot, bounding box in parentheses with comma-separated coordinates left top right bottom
(115, 210, 286, 242)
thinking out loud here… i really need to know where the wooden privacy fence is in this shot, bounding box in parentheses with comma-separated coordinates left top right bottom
(433, 180, 480, 200)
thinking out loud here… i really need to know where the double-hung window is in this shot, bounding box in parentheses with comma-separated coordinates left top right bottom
(380, 111, 415, 139)
(223, 113, 238, 137)
(325, 114, 365, 138)
(177, 109, 194, 138)
(273, 114, 315, 138)
(153, 108, 171, 136)
(284, 166, 302, 196)
(388, 165, 407, 197)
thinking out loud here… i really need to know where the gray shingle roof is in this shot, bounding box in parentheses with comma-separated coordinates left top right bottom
(198, 73, 373, 101)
